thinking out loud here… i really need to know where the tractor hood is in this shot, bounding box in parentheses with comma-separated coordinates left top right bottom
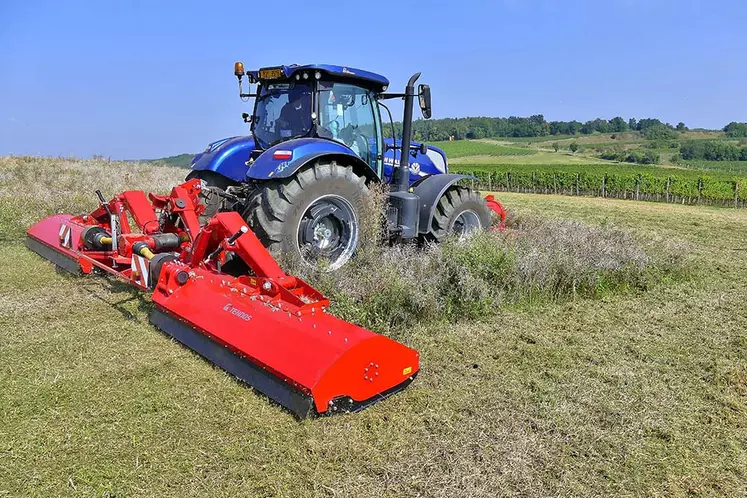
(190, 136, 257, 183)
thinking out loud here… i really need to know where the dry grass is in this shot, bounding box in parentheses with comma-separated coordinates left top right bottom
(0, 156, 184, 242)
(0, 156, 745, 497)
(296, 216, 683, 336)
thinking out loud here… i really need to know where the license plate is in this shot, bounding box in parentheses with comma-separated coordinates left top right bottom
(259, 67, 284, 79)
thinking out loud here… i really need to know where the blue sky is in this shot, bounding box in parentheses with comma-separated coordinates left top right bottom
(1, 0, 745, 159)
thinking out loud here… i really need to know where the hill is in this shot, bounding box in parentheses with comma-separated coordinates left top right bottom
(144, 152, 194, 169)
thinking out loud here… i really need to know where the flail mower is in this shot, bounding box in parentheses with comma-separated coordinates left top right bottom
(27, 180, 419, 418)
(26, 63, 504, 417)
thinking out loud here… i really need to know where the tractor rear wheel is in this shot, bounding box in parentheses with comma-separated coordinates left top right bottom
(242, 161, 368, 270)
(426, 186, 492, 242)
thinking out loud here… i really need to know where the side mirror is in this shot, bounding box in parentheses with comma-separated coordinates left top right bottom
(418, 84, 432, 119)
(419, 143, 428, 155)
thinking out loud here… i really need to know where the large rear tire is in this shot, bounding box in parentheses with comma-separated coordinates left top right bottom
(426, 186, 492, 242)
(243, 161, 368, 270)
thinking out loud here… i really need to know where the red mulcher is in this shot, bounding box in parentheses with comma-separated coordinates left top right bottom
(26, 179, 419, 418)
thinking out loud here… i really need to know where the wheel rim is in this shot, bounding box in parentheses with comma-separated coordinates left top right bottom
(451, 209, 482, 238)
(297, 194, 359, 270)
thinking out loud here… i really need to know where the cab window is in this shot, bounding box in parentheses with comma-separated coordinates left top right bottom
(317, 82, 380, 173)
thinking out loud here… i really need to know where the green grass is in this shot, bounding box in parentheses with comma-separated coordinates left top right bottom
(494, 134, 577, 143)
(452, 161, 719, 178)
(449, 151, 611, 165)
(432, 140, 534, 158)
(1, 156, 746, 496)
(680, 159, 747, 174)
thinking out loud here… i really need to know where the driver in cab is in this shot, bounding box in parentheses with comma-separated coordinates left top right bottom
(276, 87, 311, 139)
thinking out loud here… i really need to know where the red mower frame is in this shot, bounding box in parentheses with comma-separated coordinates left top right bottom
(27, 180, 420, 418)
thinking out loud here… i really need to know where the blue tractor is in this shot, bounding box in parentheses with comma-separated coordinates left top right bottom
(186, 63, 492, 269)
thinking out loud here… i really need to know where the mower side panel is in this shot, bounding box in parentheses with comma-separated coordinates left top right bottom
(246, 138, 374, 181)
(189, 136, 256, 183)
(26, 214, 83, 273)
(412, 174, 475, 235)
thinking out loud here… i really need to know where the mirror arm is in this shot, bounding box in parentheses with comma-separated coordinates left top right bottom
(379, 92, 406, 100)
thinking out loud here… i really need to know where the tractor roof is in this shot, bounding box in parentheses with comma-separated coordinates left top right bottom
(254, 64, 390, 91)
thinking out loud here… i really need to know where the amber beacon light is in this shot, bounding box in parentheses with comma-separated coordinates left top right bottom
(234, 61, 245, 79)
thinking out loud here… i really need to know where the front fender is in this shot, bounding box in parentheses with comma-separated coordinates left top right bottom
(246, 138, 375, 182)
(189, 136, 256, 183)
(412, 174, 475, 235)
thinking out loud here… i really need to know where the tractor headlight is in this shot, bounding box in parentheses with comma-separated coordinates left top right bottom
(303, 72, 309, 80)
(314, 71, 321, 80)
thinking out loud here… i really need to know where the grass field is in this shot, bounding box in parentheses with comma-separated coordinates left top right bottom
(1, 156, 746, 497)
(431, 140, 534, 158)
(680, 159, 747, 174)
(500, 131, 726, 148)
(429, 139, 613, 166)
(449, 152, 612, 165)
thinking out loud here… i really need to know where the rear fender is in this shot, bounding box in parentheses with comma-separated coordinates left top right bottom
(412, 174, 475, 235)
(246, 138, 377, 183)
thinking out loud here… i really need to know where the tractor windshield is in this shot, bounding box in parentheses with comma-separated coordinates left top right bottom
(253, 82, 313, 148)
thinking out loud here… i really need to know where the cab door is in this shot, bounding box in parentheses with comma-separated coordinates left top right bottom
(317, 82, 383, 179)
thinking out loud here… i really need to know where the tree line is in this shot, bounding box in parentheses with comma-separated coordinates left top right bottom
(382, 114, 747, 142)
(679, 140, 747, 162)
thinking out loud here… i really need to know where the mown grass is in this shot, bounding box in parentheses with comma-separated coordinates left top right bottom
(1, 156, 745, 497)
(293, 211, 685, 335)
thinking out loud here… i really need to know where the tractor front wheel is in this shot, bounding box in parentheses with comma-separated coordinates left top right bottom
(243, 161, 368, 270)
(426, 186, 492, 242)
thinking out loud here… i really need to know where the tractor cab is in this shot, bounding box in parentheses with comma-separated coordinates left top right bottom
(244, 64, 389, 178)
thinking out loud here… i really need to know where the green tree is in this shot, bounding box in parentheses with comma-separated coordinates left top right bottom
(642, 124, 679, 140)
(552, 142, 560, 153)
(569, 142, 579, 154)
(724, 122, 747, 138)
(676, 122, 688, 132)
(608, 116, 628, 133)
